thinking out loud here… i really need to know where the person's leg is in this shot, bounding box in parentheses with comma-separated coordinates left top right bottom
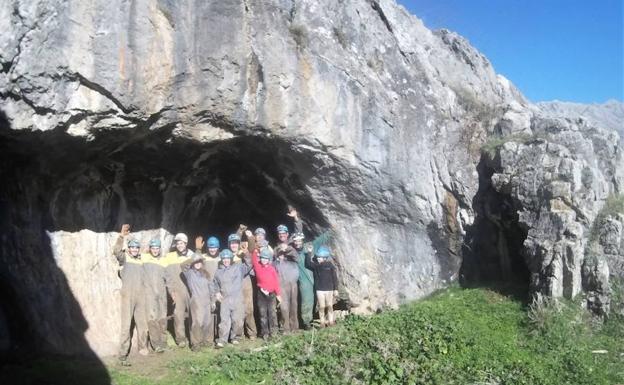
(202, 300, 214, 346)
(299, 280, 314, 328)
(279, 289, 291, 333)
(257, 293, 269, 339)
(288, 282, 299, 331)
(326, 291, 335, 325)
(118, 288, 132, 359)
(189, 297, 203, 349)
(217, 300, 232, 345)
(316, 290, 327, 327)
(147, 290, 167, 350)
(171, 285, 189, 346)
(268, 295, 278, 337)
(242, 278, 257, 338)
(210, 302, 218, 344)
(231, 302, 244, 343)
(154, 287, 168, 349)
(134, 291, 149, 354)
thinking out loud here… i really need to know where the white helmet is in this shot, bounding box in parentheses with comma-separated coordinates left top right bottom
(174, 233, 188, 243)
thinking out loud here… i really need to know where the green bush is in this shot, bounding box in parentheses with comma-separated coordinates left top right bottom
(289, 24, 308, 49)
(588, 193, 624, 245)
(480, 133, 535, 159)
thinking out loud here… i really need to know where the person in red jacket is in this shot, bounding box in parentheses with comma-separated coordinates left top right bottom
(251, 243, 281, 340)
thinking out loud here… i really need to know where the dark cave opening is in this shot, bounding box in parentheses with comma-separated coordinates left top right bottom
(2, 125, 329, 244)
(0, 119, 328, 362)
(461, 156, 531, 299)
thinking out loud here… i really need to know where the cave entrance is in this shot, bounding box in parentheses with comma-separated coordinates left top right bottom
(1, 125, 329, 247)
(153, 134, 330, 244)
(461, 157, 530, 299)
(0, 122, 328, 359)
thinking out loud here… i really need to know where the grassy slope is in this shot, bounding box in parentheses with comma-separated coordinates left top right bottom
(6, 288, 624, 385)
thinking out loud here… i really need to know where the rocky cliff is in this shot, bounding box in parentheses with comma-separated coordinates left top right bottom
(0, 0, 621, 357)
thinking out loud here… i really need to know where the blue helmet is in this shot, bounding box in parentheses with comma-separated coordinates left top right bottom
(228, 233, 241, 243)
(315, 245, 331, 258)
(259, 248, 273, 261)
(254, 228, 266, 236)
(149, 239, 161, 248)
(277, 224, 289, 234)
(219, 249, 234, 260)
(127, 239, 140, 248)
(207, 236, 220, 249)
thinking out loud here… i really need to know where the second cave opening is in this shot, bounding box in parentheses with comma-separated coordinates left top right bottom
(460, 156, 531, 298)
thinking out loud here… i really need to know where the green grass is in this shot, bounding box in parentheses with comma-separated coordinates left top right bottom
(6, 288, 624, 384)
(590, 193, 624, 243)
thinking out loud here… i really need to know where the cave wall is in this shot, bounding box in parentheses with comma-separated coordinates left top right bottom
(0, 0, 621, 357)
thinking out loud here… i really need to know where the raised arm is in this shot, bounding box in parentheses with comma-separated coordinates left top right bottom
(237, 252, 253, 276)
(194, 236, 204, 255)
(113, 224, 130, 265)
(236, 224, 248, 238)
(304, 252, 316, 270)
(288, 208, 303, 234)
(245, 229, 256, 252)
(251, 247, 261, 271)
(180, 257, 195, 272)
(284, 246, 299, 262)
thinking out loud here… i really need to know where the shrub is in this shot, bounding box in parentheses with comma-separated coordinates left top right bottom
(587, 193, 624, 245)
(480, 133, 534, 159)
(289, 24, 308, 49)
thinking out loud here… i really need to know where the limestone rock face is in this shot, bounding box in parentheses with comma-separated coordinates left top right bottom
(0, 0, 621, 357)
(537, 100, 624, 137)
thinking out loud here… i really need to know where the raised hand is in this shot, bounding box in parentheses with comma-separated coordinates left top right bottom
(287, 207, 298, 219)
(195, 236, 204, 251)
(238, 224, 248, 232)
(120, 224, 130, 236)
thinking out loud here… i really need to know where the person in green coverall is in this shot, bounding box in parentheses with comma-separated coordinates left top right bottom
(288, 209, 315, 330)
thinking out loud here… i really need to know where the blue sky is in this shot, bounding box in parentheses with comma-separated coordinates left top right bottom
(399, 0, 623, 103)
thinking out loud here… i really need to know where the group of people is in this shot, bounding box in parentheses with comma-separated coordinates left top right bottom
(112, 209, 340, 363)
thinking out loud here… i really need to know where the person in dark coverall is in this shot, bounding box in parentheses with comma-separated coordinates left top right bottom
(113, 224, 149, 363)
(230, 226, 257, 339)
(181, 254, 216, 351)
(213, 249, 252, 348)
(162, 233, 193, 347)
(251, 245, 282, 340)
(142, 238, 167, 353)
(194, 235, 221, 342)
(274, 224, 300, 333)
(254, 227, 273, 254)
(288, 209, 315, 330)
(305, 245, 339, 327)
